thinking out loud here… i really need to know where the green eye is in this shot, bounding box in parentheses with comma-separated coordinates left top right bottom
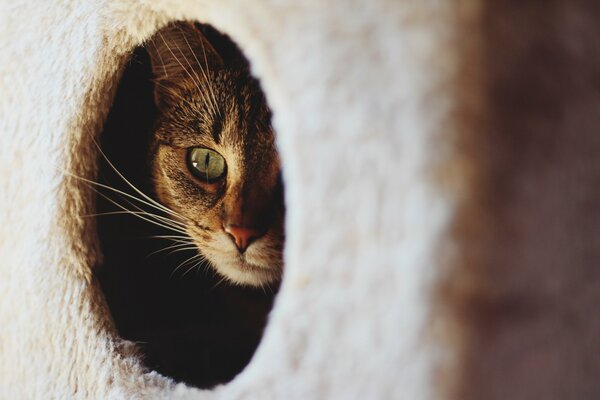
(187, 147, 226, 182)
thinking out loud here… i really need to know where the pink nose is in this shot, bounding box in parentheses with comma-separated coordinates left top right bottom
(224, 225, 263, 252)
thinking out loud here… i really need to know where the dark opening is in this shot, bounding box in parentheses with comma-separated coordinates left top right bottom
(96, 24, 278, 388)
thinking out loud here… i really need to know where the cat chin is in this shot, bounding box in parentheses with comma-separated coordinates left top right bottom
(213, 261, 280, 287)
(197, 245, 279, 286)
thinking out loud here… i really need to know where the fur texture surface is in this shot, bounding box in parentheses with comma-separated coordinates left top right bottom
(0, 0, 599, 398)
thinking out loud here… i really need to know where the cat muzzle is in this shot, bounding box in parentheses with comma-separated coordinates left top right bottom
(223, 224, 264, 253)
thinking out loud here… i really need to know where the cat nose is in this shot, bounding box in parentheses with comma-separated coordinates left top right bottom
(223, 224, 264, 253)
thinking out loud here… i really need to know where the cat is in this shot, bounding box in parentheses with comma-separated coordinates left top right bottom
(89, 22, 282, 388)
(146, 21, 285, 287)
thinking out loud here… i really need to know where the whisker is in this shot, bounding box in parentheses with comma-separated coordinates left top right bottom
(178, 26, 221, 118)
(85, 210, 187, 230)
(210, 274, 229, 290)
(170, 253, 204, 278)
(174, 28, 219, 116)
(182, 258, 209, 277)
(89, 185, 188, 235)
(195, 28, 221, 118)
(67, 171, 184, 224)
(148, 242, 197, 257)
(148, 235, 193, 241)
(166, 246, 199, 255)
(149, 236, 194, 245)
(91, 140, 185, 220)
(95, 189, 188, 234)
(106, 193, 188, 232)
(152, 80, 197, 108)
(158, 31, 218, 117)
(153, 238, 194, 246)
(151, 40, 169, 78)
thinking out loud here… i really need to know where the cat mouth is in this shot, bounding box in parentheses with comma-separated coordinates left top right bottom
(193, 238, 281, 286)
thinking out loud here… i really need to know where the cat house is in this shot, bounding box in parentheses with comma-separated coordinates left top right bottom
(1, 0, 599, 398)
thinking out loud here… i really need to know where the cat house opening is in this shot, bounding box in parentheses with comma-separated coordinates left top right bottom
(96, 22, 283, 389)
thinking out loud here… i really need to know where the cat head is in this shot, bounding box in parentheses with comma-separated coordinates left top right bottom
(147, 22, 284, 287)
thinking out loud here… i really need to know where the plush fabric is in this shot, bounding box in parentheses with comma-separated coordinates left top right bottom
(1, 0, 599, 399)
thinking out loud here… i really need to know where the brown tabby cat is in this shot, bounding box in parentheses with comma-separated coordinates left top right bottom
(146, 22, 284, 287)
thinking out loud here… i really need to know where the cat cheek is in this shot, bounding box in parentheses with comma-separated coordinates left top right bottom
(202, 234, 238, 258)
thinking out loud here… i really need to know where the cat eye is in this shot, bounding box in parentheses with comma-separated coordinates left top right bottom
(187, 147, 227, 182)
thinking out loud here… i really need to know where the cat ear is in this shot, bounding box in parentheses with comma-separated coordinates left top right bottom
(147, 22, 224, 108)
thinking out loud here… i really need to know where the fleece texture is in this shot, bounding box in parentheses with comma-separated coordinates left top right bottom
(1, 0, 599, 399)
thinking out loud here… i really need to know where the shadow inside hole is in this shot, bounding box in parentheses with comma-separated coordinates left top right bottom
(96, 25, 278, 389)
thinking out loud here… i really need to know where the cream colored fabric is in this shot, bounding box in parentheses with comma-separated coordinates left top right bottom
(2, 0, 598, 399)
(0, 1, 454, 397)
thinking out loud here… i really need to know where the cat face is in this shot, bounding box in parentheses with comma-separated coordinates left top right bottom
(147, 22, 284, 286)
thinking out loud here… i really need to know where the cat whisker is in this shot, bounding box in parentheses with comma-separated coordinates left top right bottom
(210, 274, 229, 291)
(150, 40, 169, 79)
(66, 171, 186, 226)
(85, 210, 187, 230)
(147, 235, 194, 245)
(167, 246, 199, 256)
(173, 27, 219, 115)
(182, 258, 209, 277)
(148, 234, 194, 242)
(86, 185, 189, 235)
(94, 189, 188, 234)
(158, 31, 219, 117)
(67, 141, 192, 234)
(148, 243, 197, 258)
(177, 26, 221, 118)
(149, 34, 211, 112)
(152, 81, 197, 108)
(150, 237, 194, 246)
(265, 280, 277, 296)
(193, 260, 207, 277)
(110, 200, 188, 230)
(139, 212, 186, 230)
(254, 278, 268, 295)
(170, 252, 205, 279)
(92, 141, 185, 220)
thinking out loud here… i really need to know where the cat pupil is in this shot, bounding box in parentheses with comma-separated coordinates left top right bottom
(187, 148, 226, 182)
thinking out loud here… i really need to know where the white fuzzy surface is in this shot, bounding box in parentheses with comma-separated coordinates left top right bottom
(0, 0, 459, 398)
